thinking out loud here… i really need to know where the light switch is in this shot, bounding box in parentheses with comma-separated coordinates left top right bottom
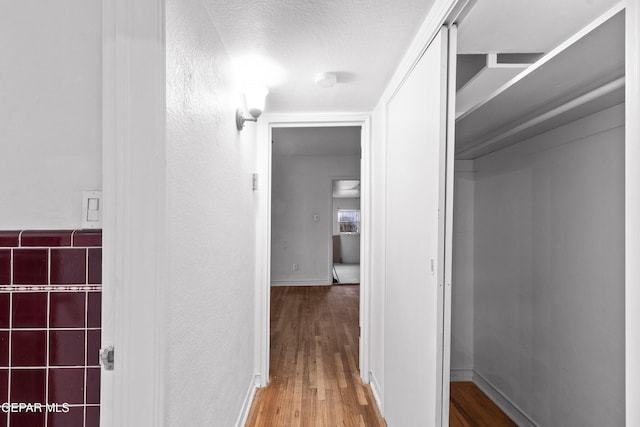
(87, 198, 100, 221)
(82, 191, 103, 229)
(88, 198, 99, 211)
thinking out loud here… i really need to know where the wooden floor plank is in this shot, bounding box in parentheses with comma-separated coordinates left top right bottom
(245, 285, 515, 427)
(245, 285, 386, 427)
(450, 382, 517, 427)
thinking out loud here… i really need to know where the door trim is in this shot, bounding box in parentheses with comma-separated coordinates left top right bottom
(626, 1, 640, 425)
(102, 0, 167, 425)
(330, 175, 362, 281)
(440, 23, 458, 426)
(255, 113, 372, 386)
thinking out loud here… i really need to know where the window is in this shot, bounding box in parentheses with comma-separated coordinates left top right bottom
(338, 209, 360, 233)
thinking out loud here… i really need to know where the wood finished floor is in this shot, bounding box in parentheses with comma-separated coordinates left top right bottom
(245, 285, 515, 427)
(246, 285, 386, 427)
(450, 382, 516, 427)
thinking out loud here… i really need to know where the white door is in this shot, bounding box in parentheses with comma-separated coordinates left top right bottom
(384, 27, 454, 426)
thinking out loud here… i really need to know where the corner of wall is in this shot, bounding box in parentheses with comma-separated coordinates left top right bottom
(234, 374, 260, 427)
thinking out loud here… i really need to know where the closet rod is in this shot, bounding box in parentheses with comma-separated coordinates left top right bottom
(456, 76, 625, 159)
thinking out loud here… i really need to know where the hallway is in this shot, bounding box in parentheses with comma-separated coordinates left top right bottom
(246, 285, 386, 426)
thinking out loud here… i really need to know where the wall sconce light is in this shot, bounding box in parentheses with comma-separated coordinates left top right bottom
(236, 86, 269, 131)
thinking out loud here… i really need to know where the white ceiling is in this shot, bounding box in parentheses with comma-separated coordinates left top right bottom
(202, 0, 434, 113)
(203, 0, 622, 115)
(333, 180, 361, 198)
(272, 127, 361, 157)
(457, 0, 621, 54)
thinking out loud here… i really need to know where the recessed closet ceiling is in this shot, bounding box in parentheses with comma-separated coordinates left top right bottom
(455, 0, 622, 119)
(458, 0, 622, 53)
(202, 0, 434, 113)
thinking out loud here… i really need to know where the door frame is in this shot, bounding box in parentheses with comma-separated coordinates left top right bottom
(102, 0, 167, 426)
(626, 1, 640, 425)
(255, 113, 372, 386)
(330, 175, 362, 280)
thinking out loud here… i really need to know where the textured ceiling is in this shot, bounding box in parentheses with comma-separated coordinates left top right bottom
(202, 0, 434, 113)
(272, 127, 361, 157)
(203, 0, 622, 115)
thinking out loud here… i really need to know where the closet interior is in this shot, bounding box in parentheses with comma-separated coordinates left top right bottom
(450, 7, 625, 426)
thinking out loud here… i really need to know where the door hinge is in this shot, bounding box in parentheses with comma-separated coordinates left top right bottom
(100, 346, 114, 370)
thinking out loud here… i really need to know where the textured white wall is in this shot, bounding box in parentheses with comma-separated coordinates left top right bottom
(0, 1, 102, 229)
(166, 0, 257, 425)
(271, 154, 360, 285)
(450, 162, 474, 375)
(473, 104, 625, 426)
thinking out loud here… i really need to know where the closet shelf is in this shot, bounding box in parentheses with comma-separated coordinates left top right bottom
(455, 8, 625, 160)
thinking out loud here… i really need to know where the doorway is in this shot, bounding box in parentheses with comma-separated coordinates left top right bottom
(450, 3, 626, 425)
(332, 179, 361, 285)
(255, 115, 372, 387)
(270, 127, 361, 287)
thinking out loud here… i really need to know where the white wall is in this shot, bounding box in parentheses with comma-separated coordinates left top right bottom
(450, 161, 474, 377)
(473, 104, 625, 426)
(369, 103, 387, 406)
(332, 198, 361, 264)
(366, 3, 459, 416)
(271, 153, 360, 285)
(165, 0, 257, 425)
(0, 1, 102, 229)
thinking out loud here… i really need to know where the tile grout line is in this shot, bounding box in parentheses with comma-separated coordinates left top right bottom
(10, 247, 13, 286)
(0, 328, 100, 332)
(3, 365, 100, 369)
(0, 286, 102, 293)
(85, 248, 89, 290)
(44, 289, 51, 427)
(7, 290, 12, 427)
(84, 290, 89, 427)
(6, 245, 12, 426)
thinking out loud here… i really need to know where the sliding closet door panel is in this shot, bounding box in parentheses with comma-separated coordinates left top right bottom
(385, 28, 449, 427)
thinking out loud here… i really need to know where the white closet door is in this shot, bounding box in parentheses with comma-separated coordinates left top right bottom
(384, 27, 452, 427)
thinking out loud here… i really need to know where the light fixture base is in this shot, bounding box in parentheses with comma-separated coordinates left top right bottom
(236, 108, 258, 131)
(236, 108, 245, 130)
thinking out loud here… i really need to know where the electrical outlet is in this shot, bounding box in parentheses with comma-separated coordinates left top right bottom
(293, 263, 299, 271)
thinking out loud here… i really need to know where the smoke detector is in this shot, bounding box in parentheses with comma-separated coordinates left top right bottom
(315, 72, 337, 88)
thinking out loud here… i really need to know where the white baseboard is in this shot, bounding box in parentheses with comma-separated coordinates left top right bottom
(450, 369, 474, 382)
(271, 280, 332, 286)
(472, 371, 538, 427)
(369, 371, 384, 417)
(234, 374, 259, 427)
